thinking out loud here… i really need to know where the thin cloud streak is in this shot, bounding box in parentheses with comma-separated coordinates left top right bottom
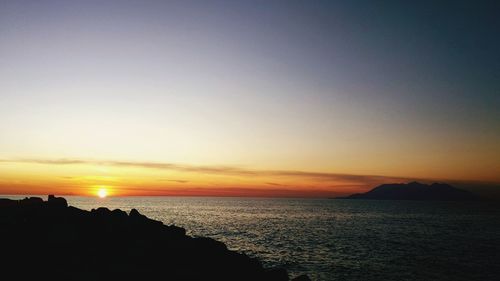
(0, 157, 410, 183)
(158, 179, 190, 184)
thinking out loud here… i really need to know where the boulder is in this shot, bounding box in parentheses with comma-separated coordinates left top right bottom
(47, 195, 68, 207)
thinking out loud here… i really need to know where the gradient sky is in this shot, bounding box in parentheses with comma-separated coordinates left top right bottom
(0, 0, 499, 197)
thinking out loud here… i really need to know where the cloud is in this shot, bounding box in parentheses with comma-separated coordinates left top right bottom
(0, 157, 410, 184)
(3, 159, 87, 165)
(265, 182, 284, 186)
(158, 179, 190, 184)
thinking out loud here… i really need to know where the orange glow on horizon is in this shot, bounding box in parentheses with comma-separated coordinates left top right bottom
(0, 159, 498, 198)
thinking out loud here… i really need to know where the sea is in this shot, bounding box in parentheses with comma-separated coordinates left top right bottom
(4, 196, 500, 281)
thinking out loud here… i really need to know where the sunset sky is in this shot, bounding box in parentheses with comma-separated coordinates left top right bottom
(1, 1, 499, 197)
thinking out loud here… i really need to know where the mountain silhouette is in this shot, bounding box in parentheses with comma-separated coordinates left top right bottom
(338, 182, 478, 201)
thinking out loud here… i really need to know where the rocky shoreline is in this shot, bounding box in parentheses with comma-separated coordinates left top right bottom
(0, 195, 310, 281)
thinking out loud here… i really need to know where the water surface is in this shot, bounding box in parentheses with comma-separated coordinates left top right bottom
(5, 196, 500, 280)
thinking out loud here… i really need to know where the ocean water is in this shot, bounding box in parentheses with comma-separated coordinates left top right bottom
(5, 196, 500, 281)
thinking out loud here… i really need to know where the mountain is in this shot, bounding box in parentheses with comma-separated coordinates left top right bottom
(338, 182, 478, 201)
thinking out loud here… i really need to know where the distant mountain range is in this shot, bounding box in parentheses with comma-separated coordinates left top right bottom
(338, 182, 478, 201)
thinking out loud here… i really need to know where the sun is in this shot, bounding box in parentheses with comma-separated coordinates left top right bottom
(97, 188, 108, 198)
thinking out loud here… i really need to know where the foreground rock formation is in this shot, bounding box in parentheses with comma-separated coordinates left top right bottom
(0, 195, 310, 281)
(338, 182, 477, 201)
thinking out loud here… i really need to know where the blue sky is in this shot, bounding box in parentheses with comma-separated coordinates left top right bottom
(0, 0, 499, 196)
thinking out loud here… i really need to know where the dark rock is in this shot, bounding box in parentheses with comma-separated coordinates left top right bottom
(0, 196, 307, 281)
(47, 195, 68, 207)
(193, 236, 228, 252)
(21, 196, 44, 205)
(129, 208, 144, 219)
(92, 207, 112, 216)
(0, 198, 17, 207)
(292, 274, 312, 281)
(265, 268, 289, 281)
(111, 209, 128, 220)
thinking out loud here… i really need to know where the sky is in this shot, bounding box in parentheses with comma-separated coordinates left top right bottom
(0, 0, 499, 197)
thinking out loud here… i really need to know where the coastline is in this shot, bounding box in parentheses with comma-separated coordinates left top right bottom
(0, 195, 310, 281)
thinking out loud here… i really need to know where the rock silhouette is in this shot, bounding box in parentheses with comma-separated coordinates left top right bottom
(338, 182, 478, 201)
(0, 196, 310, 281)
